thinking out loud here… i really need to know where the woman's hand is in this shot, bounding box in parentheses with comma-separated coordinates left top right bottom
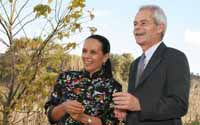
(70, 113, 82, 121)
(51, 100, 84, 122)
(62, 100, 84, 114)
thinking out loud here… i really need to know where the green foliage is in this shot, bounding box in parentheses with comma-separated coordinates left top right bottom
(88, 26, 97, 34)
(48, 0, 53, 4)
(33, 4, 51, 17)
(68, 0, 85, 9)
(191, 121, 200, 125)
(185, 120, 200, 125)
(65, 42, 77, 50)
(57, 32, 70, 40)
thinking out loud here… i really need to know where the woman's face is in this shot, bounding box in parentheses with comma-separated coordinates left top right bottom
(82, 38, 108, 75)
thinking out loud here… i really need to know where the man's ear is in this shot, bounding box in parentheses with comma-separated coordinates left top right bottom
(157, 23, 165, 34)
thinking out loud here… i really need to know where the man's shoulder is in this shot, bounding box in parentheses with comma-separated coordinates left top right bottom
(164, 47, 186, 58)
(161, 46, 189, 65)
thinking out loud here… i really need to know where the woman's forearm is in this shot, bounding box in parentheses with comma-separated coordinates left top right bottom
(51, 103, 66, 121)
(78, 114, 102, 125)
(50, 103, 102, 125)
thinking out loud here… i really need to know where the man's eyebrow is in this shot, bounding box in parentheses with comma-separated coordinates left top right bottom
(140, 19, 149, 22)
(134, 19, 149, 22)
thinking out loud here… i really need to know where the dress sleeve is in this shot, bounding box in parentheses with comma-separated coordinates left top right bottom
(44, 73, 67, 124)
(99, 80, 122, 125)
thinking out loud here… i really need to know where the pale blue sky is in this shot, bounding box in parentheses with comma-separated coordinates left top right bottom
(75, 0, 199, 74)
(0, 0, 199, 74)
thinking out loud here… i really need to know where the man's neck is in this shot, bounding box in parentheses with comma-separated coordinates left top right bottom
(142, 40, 161, 52)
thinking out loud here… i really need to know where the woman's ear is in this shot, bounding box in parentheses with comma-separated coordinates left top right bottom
(103, 53, 110, 64)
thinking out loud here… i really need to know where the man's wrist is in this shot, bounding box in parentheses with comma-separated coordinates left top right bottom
(136, 97, 141, 111)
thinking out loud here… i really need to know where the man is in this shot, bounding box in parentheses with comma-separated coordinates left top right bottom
(113, 5, 190, 125)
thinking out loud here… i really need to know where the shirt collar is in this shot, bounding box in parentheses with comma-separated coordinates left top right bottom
(83, 68, 105, 79)
(144, 41, 162, 67)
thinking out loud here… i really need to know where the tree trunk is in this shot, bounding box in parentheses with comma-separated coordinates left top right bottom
(3, 110, 10, 125)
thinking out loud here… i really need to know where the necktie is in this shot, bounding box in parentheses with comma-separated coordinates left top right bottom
(135, 54, 146, 87)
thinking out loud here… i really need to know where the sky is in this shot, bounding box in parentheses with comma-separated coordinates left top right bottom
(80, 0, 200, 74)
(0, 0, 199, 74)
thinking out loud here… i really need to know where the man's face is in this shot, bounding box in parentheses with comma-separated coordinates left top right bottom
(134, 9, 163, 49)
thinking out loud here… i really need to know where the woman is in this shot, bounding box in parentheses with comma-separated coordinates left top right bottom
(45, 35, 122, 125)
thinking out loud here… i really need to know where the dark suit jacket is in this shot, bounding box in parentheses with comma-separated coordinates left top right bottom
(126, 43, 190, 125)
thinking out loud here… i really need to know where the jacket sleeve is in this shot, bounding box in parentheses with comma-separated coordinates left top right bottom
(139, 51, 190, 120)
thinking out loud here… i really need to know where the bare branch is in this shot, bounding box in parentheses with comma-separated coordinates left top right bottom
(12, 0, 31, 24)
(10, 0, 18, 24)
(10, 0, 13, 23)
(39, 19, 51, 38)
(0, 14, 9, 27)
(7, 49, 17, 111)
(60, 4, 72, 20)
(55, 8, 73, 31)
(14, 14, 31, 38)
(11, 21, 60, 107)
(0, 0, 10, 22)
(58, 0, 63, 21)
(13, 11, 34, 29)
(0, 19, 11, 42)
(0, 38, 10, 47)
(10, 53, 41, 109)
(0, 29, 6, 34)
(13, 17, 35, 37)
(10, 21, 61, 109)
(48, 17, 56, 30)
(54, 0, 58, 23)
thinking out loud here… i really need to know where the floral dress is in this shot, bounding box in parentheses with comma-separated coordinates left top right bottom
(45, 69, 122, 125)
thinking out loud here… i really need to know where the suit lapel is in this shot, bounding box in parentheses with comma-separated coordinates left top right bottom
(137, 43, 167, 87)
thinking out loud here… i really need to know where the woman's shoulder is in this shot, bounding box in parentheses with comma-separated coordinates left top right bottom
(105, 78, 122, 89)
(56, 71, 85, 86)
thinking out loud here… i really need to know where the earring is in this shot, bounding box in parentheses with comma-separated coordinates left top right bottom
(102, 62, 106, 68)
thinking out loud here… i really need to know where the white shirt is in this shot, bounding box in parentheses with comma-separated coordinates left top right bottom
(143, 41, 162, 68)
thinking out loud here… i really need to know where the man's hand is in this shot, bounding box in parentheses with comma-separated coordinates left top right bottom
(114, 109, 126, 121)
(113, 92, 141, 111)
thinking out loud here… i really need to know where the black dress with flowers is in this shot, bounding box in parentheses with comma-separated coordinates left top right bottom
(45, 69, 122, 125)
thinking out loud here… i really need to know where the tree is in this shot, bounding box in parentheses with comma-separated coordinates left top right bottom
(111, 53, 134, 91)
(0, 38, 63, 121)
(0, 0, 95, 124)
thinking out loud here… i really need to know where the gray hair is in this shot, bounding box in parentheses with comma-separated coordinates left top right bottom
(139, 5, 167, 39)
